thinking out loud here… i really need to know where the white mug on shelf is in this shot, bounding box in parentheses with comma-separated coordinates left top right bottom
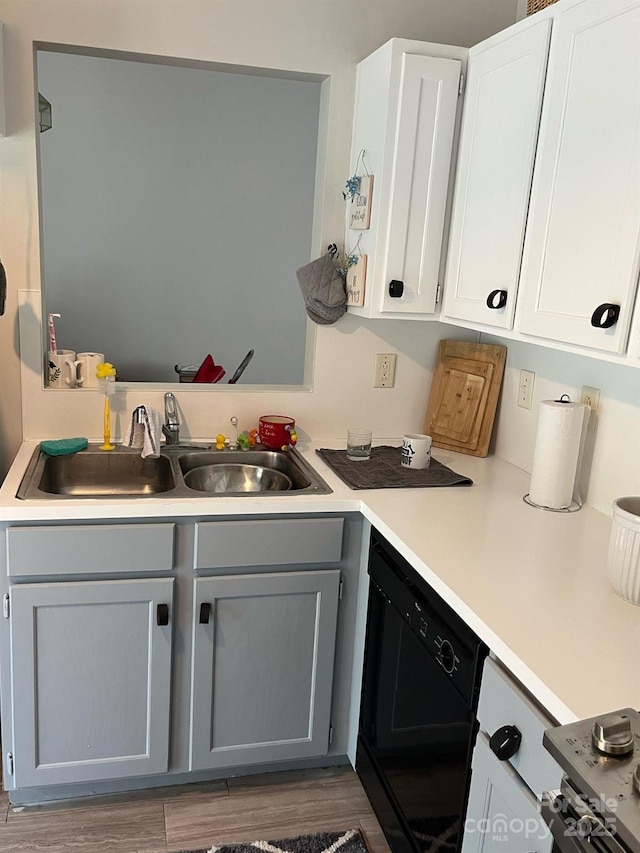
(47, 350, 77, 389)
(74, 352, 105, 388)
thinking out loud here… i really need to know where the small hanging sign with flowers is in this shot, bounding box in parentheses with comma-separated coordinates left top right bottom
(346, 255, 367, 306)
(333, 235, 367, 307)
(343, 150, 374, 230)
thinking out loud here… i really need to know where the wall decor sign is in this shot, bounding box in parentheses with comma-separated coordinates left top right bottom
(349, 175, 374, 230)
(346, 255, 367, 306)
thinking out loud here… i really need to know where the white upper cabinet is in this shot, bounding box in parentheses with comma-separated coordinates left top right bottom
(518, 0, 640, 354)
(627, 299, 640, 363)
(347, 39, 464, 320)
(442, 18, 551, 330)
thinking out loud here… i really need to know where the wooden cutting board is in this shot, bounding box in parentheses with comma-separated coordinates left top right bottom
(424, 340, 507, 457)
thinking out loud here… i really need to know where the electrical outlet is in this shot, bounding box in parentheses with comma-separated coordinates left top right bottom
(581, 386, 600, 415)
(517, 369, 535, 409)
(374, 353, 396, 388)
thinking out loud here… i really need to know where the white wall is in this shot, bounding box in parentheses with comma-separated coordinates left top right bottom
(0, 0, 520, 477)
(484, 335, 640, 515)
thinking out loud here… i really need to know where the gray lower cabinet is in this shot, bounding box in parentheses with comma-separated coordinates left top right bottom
(462, 735, 553, 853)
(190, 569, 341, 770)
(462, 658, 560, 853)
(9, 577, 174, 787)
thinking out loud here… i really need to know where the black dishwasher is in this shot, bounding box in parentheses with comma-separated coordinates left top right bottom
(357, 530, 488, 853)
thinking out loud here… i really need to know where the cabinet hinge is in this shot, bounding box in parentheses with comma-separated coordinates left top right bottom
(458, 73, 465, 96)
(3, 593, 9, 619)
(435, 282, 442, 304)
(338, 576, 344, 601)
(6, 752, 14, 776)
(328, 725, 334, 745)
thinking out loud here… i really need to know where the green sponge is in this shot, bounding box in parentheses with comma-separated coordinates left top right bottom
(40, 438, 89, 456)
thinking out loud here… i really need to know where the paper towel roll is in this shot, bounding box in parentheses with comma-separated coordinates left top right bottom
(528, 399, 588, 510)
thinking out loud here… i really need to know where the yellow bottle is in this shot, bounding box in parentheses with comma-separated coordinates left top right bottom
(96, 362, 117, 451)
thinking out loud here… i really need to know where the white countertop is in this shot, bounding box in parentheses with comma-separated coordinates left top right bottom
(1, 440, 638, 725)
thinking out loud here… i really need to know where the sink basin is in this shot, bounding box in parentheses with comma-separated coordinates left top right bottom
(184, 463, 292, 493)
(17, 446, 176, 499)
(177, 450, 312, 491)
(17, 444, 331, 499)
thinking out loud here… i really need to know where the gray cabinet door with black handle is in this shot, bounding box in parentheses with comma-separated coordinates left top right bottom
(9, 577, 174, 787)
(462, 734, 553, 852)
(190, 570, 340, 770)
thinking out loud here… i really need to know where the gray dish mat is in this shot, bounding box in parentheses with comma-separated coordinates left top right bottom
(316, 445, 473, 490)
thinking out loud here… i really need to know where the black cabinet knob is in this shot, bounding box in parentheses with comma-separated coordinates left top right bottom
(199, 602, 212, 624)
(489, 724, 522, 760)
(156, 603, 169, 626)
(486, 289, 507, 310)
(590, 303, 620, 329)
(388, 280, 404, 298)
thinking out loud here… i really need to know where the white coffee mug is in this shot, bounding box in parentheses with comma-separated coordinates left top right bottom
(74, 352, 105, 388)
(401, 434, 432, 469)
(48, 350, 77, 389)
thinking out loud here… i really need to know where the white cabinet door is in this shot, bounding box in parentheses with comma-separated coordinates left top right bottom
(380, 54, 461, 316)
(461, 735, 553, 853)
(627, 297, 640, 363)
(518, 0, 640, 353)
(190, 570, 340, 770)
(348, 40, 462, 319)
(9, 578, 174, 787)
(443, 19, 551, 329)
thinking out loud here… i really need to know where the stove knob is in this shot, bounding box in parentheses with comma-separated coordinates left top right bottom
(438, 640, 456, 674)
(575, 815, 603, 840)
(634, 764, 640, 795)
(591, 713, 635, 756)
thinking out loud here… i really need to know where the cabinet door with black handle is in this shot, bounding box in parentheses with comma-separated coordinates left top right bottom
(518, 0, 640, 353)
(9, 577, 174, 788)
(461, 734, 554, 852)
(190, 570, 340, 771)
(443, 18, 550, 331)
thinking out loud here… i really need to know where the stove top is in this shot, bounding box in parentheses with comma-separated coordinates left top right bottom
(544, 708, 640, 851)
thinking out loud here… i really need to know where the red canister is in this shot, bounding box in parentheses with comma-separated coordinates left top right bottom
(258, 415, 296, 450)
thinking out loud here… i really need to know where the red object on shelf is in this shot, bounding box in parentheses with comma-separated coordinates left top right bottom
(193, 354, 226, 383)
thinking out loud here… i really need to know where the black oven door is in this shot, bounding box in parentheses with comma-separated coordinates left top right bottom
(358, 571, 477, 853)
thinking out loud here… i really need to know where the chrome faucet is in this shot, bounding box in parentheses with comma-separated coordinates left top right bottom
(162, 392, 180, 445)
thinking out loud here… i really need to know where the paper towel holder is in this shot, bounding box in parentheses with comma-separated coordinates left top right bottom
(523, 394, 585, 513)
(522, 493, 582, 513)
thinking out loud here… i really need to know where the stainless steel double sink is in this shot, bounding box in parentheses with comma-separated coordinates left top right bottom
(17, 444, 332, 499)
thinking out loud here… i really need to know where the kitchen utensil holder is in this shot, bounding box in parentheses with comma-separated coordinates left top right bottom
(607, 497, 640, 605)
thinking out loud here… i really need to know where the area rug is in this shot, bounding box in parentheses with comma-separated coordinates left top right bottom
(410, 815, 459, 852)
(173, 828, 369, 853)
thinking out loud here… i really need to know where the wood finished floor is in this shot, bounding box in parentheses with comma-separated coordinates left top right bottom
(0, 767, 390, 853)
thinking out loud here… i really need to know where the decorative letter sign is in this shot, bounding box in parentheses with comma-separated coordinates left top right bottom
(349, 175, 373, 230)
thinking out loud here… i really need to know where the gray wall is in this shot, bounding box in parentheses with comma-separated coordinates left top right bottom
(37, 52, 321, 383)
